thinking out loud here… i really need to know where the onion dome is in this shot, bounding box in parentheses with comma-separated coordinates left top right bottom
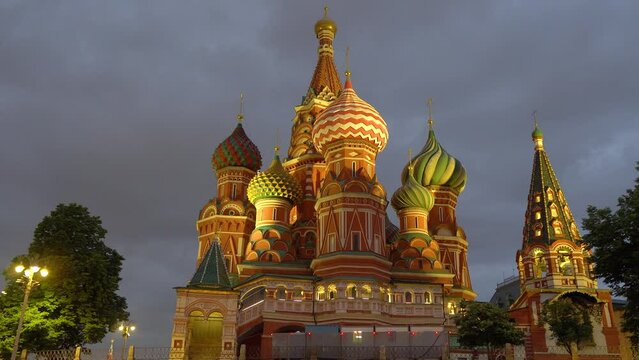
(391, 166, 434, 212)
(247, 147, 303, 204)
(403, 126, 467, 194)
(312, 78, 389, 154)
(314, 6, 337, 36)
(212, 123, 262, 172)
(532, 124, 543, 140)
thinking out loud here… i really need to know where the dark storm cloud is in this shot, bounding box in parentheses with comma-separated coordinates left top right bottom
(2, 0, 638, 346)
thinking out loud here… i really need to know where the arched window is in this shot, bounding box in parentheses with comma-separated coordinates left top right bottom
(532, 248, 547, 278)
(556, 246, 574, 276)
(447, 301, 457, 315)
(361, 285, 372, 300)
(316, 286, 326, 301)
(546, 189, 554, 201)
(293, 287, 304, 301)
(405, 291, 413, 304)
(346, 285, 358, 299)
(232, 184, 237, 200)
(328, 284, 337, 300)
(424, 292, 432, 304)
(351, 161, 356, 176)
(550, 205, 559, 218)
(275, 286, 286, 300)
(352, 232, 361, 251)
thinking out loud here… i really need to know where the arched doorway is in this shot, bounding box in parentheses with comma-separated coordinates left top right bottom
(187, 311, 223, 360)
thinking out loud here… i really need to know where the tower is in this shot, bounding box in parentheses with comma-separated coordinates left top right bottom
(310, 61, 390, 282)
(402, 104, 476, 308)
(509, 121, 621, 359)
(200, 100, 262, 284)
(284, 7, 342, 263)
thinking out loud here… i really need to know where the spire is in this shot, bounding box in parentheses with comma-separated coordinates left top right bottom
(308, 7, 342, 96)
(236, 93, 244, 123)
(189, 235, 231, 288)
(344, 46, 352, 89)
(427, 98, 434, 130)
(523, 125, 580, 248)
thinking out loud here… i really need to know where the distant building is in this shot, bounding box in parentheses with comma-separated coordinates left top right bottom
(168, 8, 475, 360)
(490, 275, 520, 310)
(507, 123, 622, 359)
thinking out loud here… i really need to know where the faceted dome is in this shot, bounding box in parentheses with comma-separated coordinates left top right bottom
(402, 128, 467, 193)
(212, 123, 262, 172)
(312, 80, 389, 154)
(391, 168, 434, 212)
(247, 149, 303, 204)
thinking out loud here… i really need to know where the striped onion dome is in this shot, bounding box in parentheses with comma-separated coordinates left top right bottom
(212, 123, 262, 172)
(391, 166, 434, 212)
(247, 148, 303, 204)
(312, 79, 389, 154)
(402, 128, 467, 194)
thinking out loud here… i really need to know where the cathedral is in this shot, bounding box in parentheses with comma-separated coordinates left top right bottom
(169, 8, 475, 359)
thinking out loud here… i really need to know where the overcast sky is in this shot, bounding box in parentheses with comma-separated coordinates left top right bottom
(1, 0, 638, 347)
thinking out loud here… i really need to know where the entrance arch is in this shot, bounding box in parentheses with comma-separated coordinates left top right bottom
(187, 311, 223, 359)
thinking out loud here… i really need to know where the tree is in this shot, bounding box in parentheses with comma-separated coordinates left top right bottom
(453, 301, 524, 360)
(0, 204, 128, 356)
(582, 163, 639, 348)
(539, 298, 593, 357)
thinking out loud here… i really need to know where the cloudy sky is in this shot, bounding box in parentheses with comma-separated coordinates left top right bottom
(1, 0, 638, 347)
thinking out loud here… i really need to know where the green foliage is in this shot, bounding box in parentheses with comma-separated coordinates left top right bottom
(539, 298, 593, 355)
(582, 163, 639, 348)
(453, 301, 524, 360)
(0, 203, 128, 356)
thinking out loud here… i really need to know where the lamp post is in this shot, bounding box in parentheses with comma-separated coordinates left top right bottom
(10, 264, 48, 360)
(118, 322, 135, 360)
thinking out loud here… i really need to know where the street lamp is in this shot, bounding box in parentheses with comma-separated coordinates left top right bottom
(10, 264, 48, 360)
(117, 322, 135, 360)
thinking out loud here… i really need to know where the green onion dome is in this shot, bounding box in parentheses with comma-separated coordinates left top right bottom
(532, 124, 544, 140)
(212, 123, 262, 172)
(402, 128, 467, 194)
(391, 167, 434, 212)
(247, 148, 303, 205)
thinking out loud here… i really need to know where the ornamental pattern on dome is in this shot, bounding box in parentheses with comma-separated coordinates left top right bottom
(312, 81, 389, 154)
(402, 128, 467, 194)
(391, 168, 434, 212)
(212, 123, 262, 172)
(390, 235, 442, 271)
(247, 150, 303, 204)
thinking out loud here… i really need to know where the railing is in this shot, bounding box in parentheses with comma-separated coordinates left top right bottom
(544, 345, 621, 355)
(270, 346, 445, 359)
(27, 349, 76, 360)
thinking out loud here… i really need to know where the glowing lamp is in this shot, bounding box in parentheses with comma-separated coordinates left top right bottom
(40, 269, 49, 277)
(15, 265, 25, 273)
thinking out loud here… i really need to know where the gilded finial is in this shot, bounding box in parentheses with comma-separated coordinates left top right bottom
(324, 5, 329, 17)
(345, 46, 351, 80)
(532, 110, 538, 128)
(407, 148, 414, 174)
(236, 93, 244, 123)
(531, 110, 544, 149)
(274, 128, 281, 156)
(427, 98, 433, 130)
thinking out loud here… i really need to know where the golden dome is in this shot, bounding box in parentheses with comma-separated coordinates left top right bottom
(314, 6, 337, 36)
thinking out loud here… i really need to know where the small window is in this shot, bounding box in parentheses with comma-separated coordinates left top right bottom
(535, 229, 542, 237)
(535, 211, 541, 220)
(293, 288, 304, 301)
(224, 256, 232, 271)
(438, 207, 444, 222)
(276, 287, 286, 300)
(273, 208, 278, 221)
(547, 189, 554, 201)
(414, 217, 419, 228)
(351, 162, 356, 176)
(535, 195, 541, 203)
(550, 207, 558, 218)
(232, 184, 237, 200)
(361, 285, 371, 299)
(335, 162, 341, 175)
(352, 232, 361, 251)
(316, 286, 326, 301)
